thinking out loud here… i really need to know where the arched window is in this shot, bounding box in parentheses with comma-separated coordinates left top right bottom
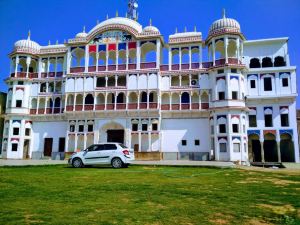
(85, 94, 94, 105)
(274, 56, 286, 67)
(249, 58, 260, 68)
(149, 93, 154, 102)
(181, 92, 190, 103)
(141, 92, 147, 102)
(117, 93, 125, 103)
(262, 57, 273, 68)
(54, 98, 61, 108)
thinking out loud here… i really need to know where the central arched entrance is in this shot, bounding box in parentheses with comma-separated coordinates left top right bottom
(264, 133, 278, 162)
(99, 122, 125, 144)
(248, 134, 261, 162)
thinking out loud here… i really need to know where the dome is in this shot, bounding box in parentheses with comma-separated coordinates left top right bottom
(76, 26, 87, 38)
(143, 25, 160, 33)
(75, 32, 87, 38)
(14, 33, 40, 53)
(208, 10, 241, 37)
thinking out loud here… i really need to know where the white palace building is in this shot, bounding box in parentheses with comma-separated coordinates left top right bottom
(2, 8, 299, 163)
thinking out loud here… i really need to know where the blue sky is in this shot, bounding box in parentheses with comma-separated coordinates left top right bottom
(0, 0, 299, 106)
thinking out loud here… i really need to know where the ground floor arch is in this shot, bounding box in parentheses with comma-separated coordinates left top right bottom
(248, 134, 261, 162)
(99, 122, 125, 144)
(280, 133, 295, 162)
(263, 133, 278, 162)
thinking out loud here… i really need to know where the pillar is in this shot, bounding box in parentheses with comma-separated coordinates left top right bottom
(156, 39, 161, 69)
(212, 40, 216, 66)
(189, 46, 192, 69)
(136, 41, 141, 70)
(224, 36, 228, 64)
(260, 141, 265, 163)
(168, 48, 172, 70)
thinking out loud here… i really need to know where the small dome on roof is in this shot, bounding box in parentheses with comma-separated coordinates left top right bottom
(143, 25, 159, 33)
(208, 10, 241, 37)
(76, 26, 87, 38)
(142, 19, 160, 33)
(14, 31, 40, 53)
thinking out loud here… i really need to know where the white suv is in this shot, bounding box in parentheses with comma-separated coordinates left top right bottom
(68, 143, 135, 168)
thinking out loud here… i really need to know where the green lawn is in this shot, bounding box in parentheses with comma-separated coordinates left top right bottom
(0, 165, 299, 225)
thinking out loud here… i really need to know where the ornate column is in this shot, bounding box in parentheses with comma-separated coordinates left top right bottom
(212, 39, 216, 66)
(156, 39, 161, 69)
(224, 36, 228, 64)
(136, 40, 141, 70)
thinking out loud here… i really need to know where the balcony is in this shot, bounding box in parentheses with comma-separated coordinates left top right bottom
(160, 103, 209, 111)
(30, 107, 63, 114)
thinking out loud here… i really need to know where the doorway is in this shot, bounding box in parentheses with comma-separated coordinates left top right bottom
(107, 130, 124, 143)
(58, 138, 65, 152)
(23, 140, 30, 159)
(44, 138, 53, 157)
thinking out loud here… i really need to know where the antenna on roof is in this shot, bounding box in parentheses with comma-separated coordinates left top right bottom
(116, 10, 119, 17)
(184, 26, 187, 32)
(128, 0, 138, 20)
(149, 18, 152, 26)
(28, 30, 31, 40)
(106, 14, 109, 20)
(83, 26, 86, 33)
(222, 8, 226, 18)
(194, 26, 197, 32)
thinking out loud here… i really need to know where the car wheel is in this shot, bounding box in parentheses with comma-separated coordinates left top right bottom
(72, 158, 83, 168)
(111, 158, 123, 169)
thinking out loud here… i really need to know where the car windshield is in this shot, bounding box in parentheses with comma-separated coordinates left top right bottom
(119, 144, 128, 148)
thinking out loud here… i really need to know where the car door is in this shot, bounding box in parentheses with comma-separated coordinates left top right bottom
(101, 144, 118, 163)
(83, 145, 103, 164)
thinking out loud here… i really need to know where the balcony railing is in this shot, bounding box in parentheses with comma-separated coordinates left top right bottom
(118, 64, 126, 70)
(95, 104, 105, 110)
(160, 103, 209, 111)
(108, 65, 116, 71)
(116, 103, 126, 110)
(29, 73, 38, 79)
(70, 67, 85, 73)
(181, 64, 189, 70)
(30, 107, 63, 114)
(66, 105, 73, 111)
(140, 62, 156, 69)
(84, 105, 93, 111)
(128, 103, 138, 109)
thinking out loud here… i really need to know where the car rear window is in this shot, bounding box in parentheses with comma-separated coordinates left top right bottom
(119, 144, 128, 148)
(104, 144, 117, 150)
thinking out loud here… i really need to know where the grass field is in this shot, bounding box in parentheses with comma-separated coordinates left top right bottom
(0, 165, 299, 225)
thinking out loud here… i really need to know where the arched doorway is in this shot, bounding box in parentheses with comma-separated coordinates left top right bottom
(280, 133, 295, 162)
(264, 133, 278, 162)
(99, 122, 125, 144)
(248, 134, 261, 162)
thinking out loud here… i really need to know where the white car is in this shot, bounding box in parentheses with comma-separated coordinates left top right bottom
(68, 143, 135, 168)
